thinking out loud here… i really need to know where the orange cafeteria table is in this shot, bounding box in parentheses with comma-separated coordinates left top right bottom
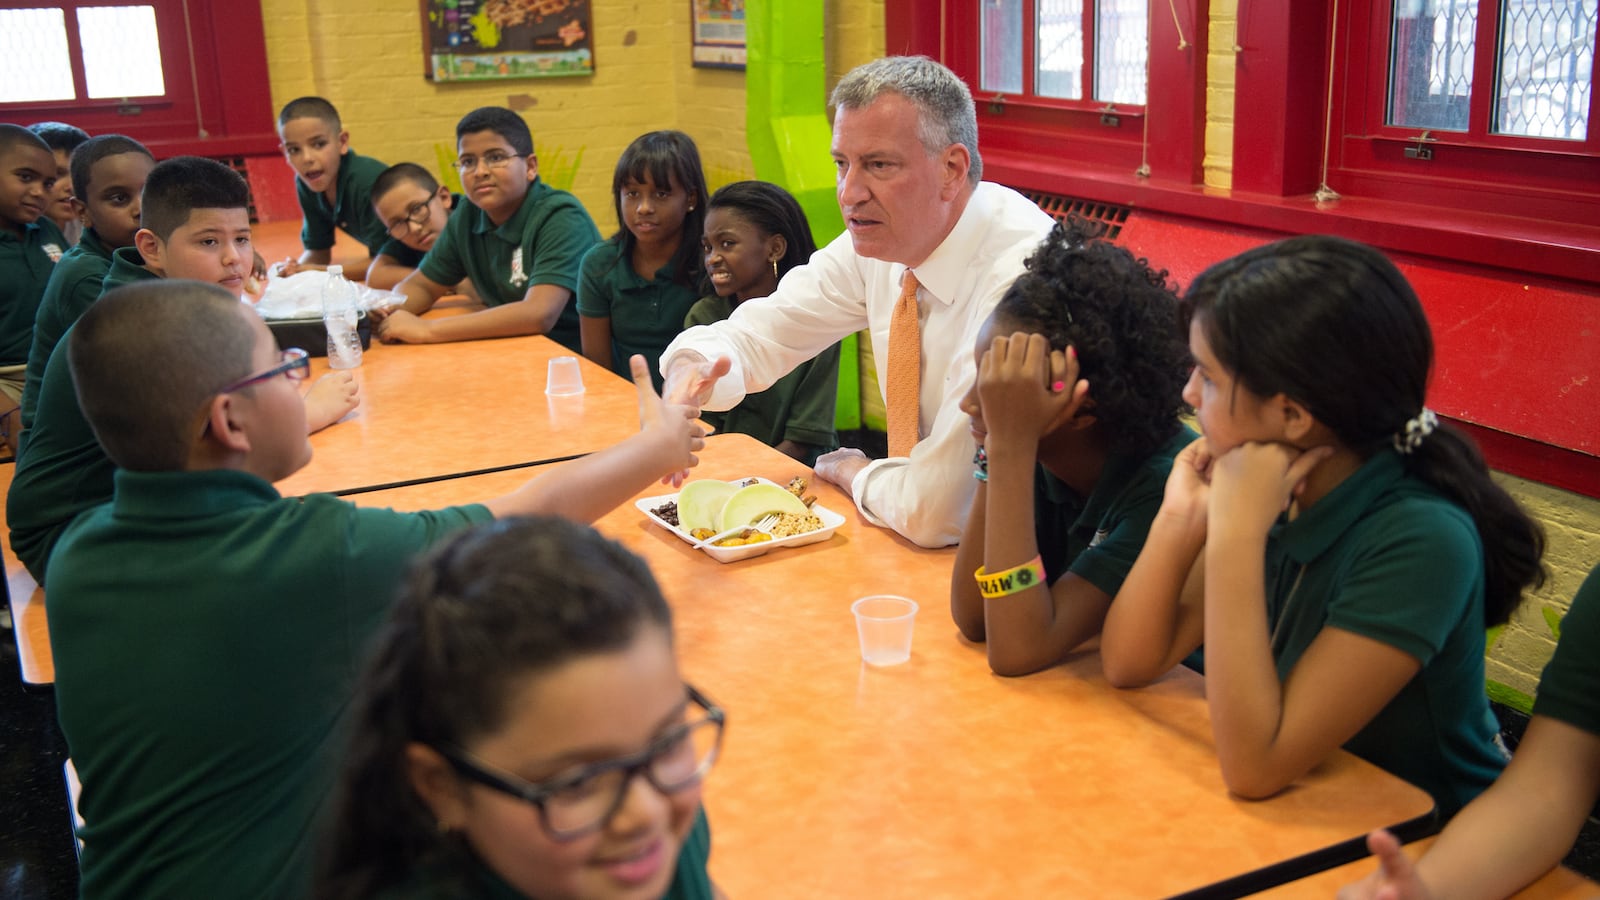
(1251, 835, 1599, 898)
(352, 433, 1437, 900)
(274, 330, 640, 497)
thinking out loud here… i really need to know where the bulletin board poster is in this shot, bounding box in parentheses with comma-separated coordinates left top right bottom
(423, 0, 594, 82)
(691, 0, 745, 70)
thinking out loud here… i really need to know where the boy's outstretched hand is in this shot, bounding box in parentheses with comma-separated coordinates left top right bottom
(632, 355, 706, 476)
(1338, 830, 1432, 900)
(658, 351, 729, 485)
(303, 371, 360, 433)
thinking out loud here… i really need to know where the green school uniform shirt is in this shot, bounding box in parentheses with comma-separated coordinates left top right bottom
(1532, 563, 1600, 737)
(1034, 425, 1196, 597)
(0, 216, 67, 365)
(683, 295, 840, 465)
(7, 247, 159, 580)
(576, 240, 700, 389)
(48, 468, 492, 900)
(375, 193, 465, 270)
(369, 809, 715, 900)
(298, 148, 391, 255)
(1265, 449, 1507, 816)
(21, 227, 116, 436)
(419, 178, 599, 353)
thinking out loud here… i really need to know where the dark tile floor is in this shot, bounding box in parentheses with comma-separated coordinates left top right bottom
(0, 630, 77, 899)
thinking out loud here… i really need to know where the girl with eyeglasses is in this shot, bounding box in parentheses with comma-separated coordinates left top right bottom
(315, 517, 724, 900)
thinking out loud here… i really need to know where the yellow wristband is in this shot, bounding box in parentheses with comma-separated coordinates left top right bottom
(974, 555, 1046, 599)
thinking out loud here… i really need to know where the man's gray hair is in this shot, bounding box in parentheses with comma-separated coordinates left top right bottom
(831, 56, 982, 187)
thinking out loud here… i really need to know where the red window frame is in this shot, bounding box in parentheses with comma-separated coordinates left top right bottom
(943, 0, 1150, 172)
(1331, 0, 1600, 223)
(0, 0, 278, 157)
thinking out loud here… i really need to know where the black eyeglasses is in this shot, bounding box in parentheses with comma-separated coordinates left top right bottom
(436, 684, 725, 841)
(385, 196, 436, 237)
(219, 348, 310, 393)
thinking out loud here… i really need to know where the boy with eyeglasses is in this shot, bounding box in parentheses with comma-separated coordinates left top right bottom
(276, 96, 391, 273)
(364, 162, 467, 292)
(6, 156, 360, 583)
(46, 281, 707, 900)
(377, 106, 599, 350)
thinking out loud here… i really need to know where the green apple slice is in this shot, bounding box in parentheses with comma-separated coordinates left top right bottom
(718, 483, 809, 531)
(676, 480, 739, 533)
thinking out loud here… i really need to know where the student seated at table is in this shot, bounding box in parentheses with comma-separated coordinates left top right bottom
(691, 180, 838, 465)
(20, 135, 155, 441)
(6, 156, 360, 583)
(365, 163, 467, 292)
(1099, 236, 1545, 816)
(949, 220, 1193, 676)
(1340, 559, 1600, 900)
(378, 107, 600, 351)
(315, 517, 721, 900)
(48, 281, 706, 900)
(27, 120, 89, 247)
(578, 131, 708, 389)
(276, 96, 391, 271)
(0, 124, 66, 457)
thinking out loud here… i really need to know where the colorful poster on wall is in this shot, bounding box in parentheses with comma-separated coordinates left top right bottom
(423, 0, 594, 81)
(690, 0, 744, 70)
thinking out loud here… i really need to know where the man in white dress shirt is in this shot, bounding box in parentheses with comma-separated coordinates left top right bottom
(661, 56, 1054, 547)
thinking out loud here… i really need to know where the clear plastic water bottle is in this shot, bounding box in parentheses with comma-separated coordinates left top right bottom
(322, 264, 363, 370)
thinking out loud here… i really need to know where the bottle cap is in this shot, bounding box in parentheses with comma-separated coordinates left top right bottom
(327, 264, 343, 278)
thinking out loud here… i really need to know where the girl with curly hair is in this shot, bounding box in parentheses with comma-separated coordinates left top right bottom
(950, 218, 1193, 676)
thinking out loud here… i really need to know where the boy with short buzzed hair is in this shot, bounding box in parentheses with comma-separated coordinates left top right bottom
(48, 280, 702, 899)
(378, 106, 599, 350)
(20, 135, 155, 443)
(28, 120, 90, 246)
(365, 162, 463, 290)
(0, 123, 66, 455)
(7, 156, 360, 582)
(276, 96, 390, 270)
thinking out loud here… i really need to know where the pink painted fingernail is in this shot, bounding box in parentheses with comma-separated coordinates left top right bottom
(1051, 381, 1066, 392)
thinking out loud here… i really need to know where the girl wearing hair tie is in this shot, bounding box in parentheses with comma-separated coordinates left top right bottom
(1100, 235, 1546, 816)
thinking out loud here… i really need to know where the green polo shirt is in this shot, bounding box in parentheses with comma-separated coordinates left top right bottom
(375, 193, 465, 270)
(1033, 426, 1196, 596)
(684, 295, 840, 465)
(370, 808, 714, 900)
(419, 178, 598, 353)
(21, 227, 117, 435)
(7, 249, 160, 580)
(48, 468, 491, 900)
(577, 240, 700, 388)
(1, 216, 67, 365)
(1532, 563, 1600, 736)
(298, 148, 391, 256)
(1265, 449, 1506, 815)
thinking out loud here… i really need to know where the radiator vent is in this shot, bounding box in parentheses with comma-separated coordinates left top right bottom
(1021, 190, 1131, 240)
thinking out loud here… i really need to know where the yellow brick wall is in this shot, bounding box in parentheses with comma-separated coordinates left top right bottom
(1202, 0, 1236, 191)
(1490, 475, 1600, 697)
(259, 0, 883, 228)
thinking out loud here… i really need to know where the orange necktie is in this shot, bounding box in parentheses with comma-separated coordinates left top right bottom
(886, 269, 921, 458)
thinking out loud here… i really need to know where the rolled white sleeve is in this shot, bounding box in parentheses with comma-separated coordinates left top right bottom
(665, 183, 1055, 548)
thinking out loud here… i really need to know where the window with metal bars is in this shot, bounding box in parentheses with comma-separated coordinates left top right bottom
(1336, 0, 1597, 220)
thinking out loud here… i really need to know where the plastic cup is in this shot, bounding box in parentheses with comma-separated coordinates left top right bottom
(852, 595, 918, 666)
(545, 355, 585, 396)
